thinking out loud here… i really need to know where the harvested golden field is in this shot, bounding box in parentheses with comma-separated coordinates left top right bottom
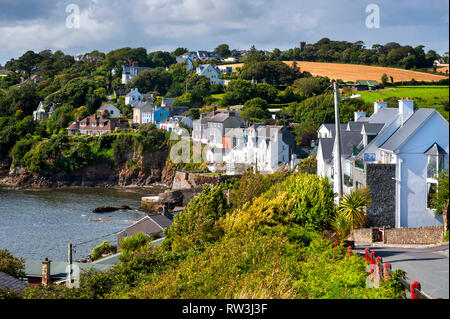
(221, 61, 448, 82)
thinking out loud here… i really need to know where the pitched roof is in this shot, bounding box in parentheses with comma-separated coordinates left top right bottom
(367, 108, 399, 124)
(0, 271, 27, 293)
(379, 108, 436, 152)
(424, 143, 447, 155)
(117, 215, 173, 237)
(319, 138, 334, 160)
(134, 102, 154, 110)
(362, 123, 385, 135)
(340, 130, 364, 156)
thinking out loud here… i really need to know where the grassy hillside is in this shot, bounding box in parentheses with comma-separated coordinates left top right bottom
(23, 172, 405, 300)
(354, 85, 449, 120)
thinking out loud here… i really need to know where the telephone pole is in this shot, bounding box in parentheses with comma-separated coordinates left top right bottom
(68, 243, 72, 285)
(333, 80, 343, 201)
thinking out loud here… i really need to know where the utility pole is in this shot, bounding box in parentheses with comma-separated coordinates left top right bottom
(333, 80, 343, 201)
(68, 243, 72, 285)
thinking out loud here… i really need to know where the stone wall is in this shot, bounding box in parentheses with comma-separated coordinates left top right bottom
(352, 227, 380, 243)
(353, 163, 396, 228)
(384, 226, 444, 244)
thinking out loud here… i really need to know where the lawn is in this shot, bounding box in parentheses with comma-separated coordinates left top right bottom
(354, 85, 449, 120)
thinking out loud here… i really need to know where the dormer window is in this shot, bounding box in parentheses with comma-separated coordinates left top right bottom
(425, 143, 447, 209)
(425, 143, 446, 180)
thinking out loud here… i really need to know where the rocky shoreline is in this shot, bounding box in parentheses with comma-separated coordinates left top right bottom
(0, 161, 176, 190)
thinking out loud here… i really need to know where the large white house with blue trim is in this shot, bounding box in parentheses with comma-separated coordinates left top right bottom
(317, 99, 449, 228)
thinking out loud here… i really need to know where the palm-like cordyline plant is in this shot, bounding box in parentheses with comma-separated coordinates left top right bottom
(331, 211, 352, 243)
(338, 187, 372, 233)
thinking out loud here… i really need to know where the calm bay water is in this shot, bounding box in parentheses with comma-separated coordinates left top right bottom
(0, 186, 165, 262)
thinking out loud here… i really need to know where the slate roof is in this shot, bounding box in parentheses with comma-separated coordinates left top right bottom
(379, 108, 436, 152)
(319, 130, 364, 159)
(319, 138, 334, 160)
(340, 130, 364, 156)
(209, 112, 232, 123)
(362, 123, 385, 135)
(117, 215, 173, 238)
(366, 108, 399, 124)
(424, 143, 447, 155)
(134, 102, 154, 110)
(0, 271, 27, 293)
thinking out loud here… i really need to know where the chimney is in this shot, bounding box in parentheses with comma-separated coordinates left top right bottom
(41, 258, 51, 286)
(398, 98, 414, 125)
(354, 110, 366, 122)
(374, 100, 387, 113)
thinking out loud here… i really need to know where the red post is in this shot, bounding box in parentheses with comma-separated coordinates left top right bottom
(384, 263, 392, 281)
(376, 256, 383, 279)
(411, 281, 421, 299)
(370, 251, 376, 264)
(347, 246, 352, 257)
(364, 247, 370, 261)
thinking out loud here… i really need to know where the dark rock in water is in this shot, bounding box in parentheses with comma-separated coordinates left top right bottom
(92, 206, 119, 213)
(119, 205, 131, 210)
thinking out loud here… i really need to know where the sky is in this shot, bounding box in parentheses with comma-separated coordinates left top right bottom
(0, 0, 449, 65)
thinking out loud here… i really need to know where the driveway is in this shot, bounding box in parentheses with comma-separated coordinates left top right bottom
(355, 243, 449, 299)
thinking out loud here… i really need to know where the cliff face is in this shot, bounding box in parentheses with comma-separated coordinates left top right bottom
(0, 149, 174, 188)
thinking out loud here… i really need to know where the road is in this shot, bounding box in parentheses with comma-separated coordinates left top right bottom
(355, 243, 449, 299)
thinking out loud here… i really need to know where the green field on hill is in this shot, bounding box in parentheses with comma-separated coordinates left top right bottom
(354, 85, 449, 120)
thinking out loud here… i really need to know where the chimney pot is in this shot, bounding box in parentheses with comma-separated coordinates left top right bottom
(41, 258, 51, 286)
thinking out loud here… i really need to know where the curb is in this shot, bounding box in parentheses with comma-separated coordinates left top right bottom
(355, 241, 449, 250)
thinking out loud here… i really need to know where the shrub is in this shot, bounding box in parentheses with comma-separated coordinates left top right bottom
(163, 184, 230, 252)
(0, 249, 25, 278)
(91, 241, 117, 261)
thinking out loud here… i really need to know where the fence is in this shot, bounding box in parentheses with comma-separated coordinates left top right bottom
(336, 243, 434, 299)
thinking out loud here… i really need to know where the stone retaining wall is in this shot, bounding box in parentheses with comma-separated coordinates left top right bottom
(352, 228, 380, 243)
(384, 226, 444, 244)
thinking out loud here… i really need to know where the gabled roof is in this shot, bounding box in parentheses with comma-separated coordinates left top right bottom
(379, 108, 436, 153)
(117, 215, 173, 237)
(134, 102, 154, 110)
(0, 271, 27, 293)
(366, 108, 399, 124)
(362, 123, 385, 135)
(98, 104, 118, 111)
(424, 143, 447, 155)
(319, 138, 334, 160)
(126, 88, 142, 97)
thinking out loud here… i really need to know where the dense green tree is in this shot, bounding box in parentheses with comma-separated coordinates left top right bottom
(214, 44, 231, 57)
(0, 249, 25, 278)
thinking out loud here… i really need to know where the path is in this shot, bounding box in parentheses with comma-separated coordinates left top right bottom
(355, 243, 449, 299)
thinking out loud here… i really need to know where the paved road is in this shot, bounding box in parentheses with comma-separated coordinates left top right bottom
(355, 243, 449, 299)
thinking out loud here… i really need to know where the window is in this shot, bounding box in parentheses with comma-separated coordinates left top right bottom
(427, 182, 438, 209)
(427, 154, 444, 179)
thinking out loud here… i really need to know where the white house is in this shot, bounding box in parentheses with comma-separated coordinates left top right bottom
(97, 104, 122, 118)
(125, 88, 144, 106)
(196, 64, 224, 85)
(158, 116, 193, 135)
(317, 99, 449, 228)
(221, 125, 298, 174)
(33, 101, 55, 121)
(133, 102, 154, 124)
